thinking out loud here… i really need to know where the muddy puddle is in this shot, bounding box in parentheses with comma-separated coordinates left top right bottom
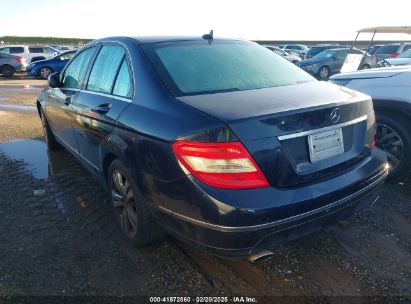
(0, 139, 73, 180)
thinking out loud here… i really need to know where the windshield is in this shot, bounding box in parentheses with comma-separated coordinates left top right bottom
(143, 41, 314, 96)
(398, 49, 411, 58)
(306, 47, 326, 56)
(313, 49, 336, 59)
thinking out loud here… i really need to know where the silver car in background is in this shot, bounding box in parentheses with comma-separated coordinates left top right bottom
(263, 45, 301, 63)
(330, 66, 411, 179)
(0, 51, 27, 77)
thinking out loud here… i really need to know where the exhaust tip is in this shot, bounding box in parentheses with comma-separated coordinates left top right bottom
(248, 250, 274, 263)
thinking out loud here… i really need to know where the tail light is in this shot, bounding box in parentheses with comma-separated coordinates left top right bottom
(172, 141, 269, 189)
(15, 56, 25, 63)
(387, 52, 399, 58)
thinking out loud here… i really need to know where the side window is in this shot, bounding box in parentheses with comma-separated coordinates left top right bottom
(63, 47, 95, 89)
(44, 47, 57, 54)
(28, 47, 44, 53)
(10, 47, 24, 54)
(404, 45, 411, 51)
(87, 45, 125, 94)
(0, 48, 9, 54)
(113, 59, 133, 98)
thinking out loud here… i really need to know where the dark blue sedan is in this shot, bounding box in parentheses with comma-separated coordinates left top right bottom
(37, 36, 388, 261)
(27, 50, 76, 79)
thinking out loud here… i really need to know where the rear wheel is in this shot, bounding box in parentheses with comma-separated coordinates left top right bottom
(40, 109, 61, 150)
(317, 66, 330, 80)
(360, 64, 371, 70)
(0, 65, 15, 77)
(108, 159, 161, 246)
(39, 66, 53, 79)
(375, 112, 411, 180)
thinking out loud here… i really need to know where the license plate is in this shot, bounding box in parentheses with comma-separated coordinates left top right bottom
(308, 128, 344, 162)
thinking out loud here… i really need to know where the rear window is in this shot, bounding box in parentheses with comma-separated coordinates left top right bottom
(143, 41, 314, 96)
(377, 45, 399, 54)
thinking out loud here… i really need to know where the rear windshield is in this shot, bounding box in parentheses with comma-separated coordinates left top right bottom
(377, 45, 399, 54)
(142, 41, 314, 96)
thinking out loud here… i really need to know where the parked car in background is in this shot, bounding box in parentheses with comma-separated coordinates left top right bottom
(298, 48, 376, 80)
(374, 43, 411, 60)
(38, 35, 387, 260)
(330, 66, 411, 179)
(367, 44, 383, 55)
(0, 45, 60, 63)
(0, 51, 27, 77)
(279, 44, 308, 57)
(385, 49, 411, 66)
(49, 45, 75, 52)
(263, 45, 301, 63)
(304, 44, 342, 60)
(27, 50, 76, 79)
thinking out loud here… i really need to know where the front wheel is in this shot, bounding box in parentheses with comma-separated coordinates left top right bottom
(39, 66, 53, 79)
(375, 113, 411, 180)
(108, 159, 161, 246)
(317, 66, 330, 80)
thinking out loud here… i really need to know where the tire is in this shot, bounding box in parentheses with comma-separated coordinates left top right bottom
(0, 65, 15, 77)
(360, 64, 371, 70)
(375, 112, 411, 180)
(40, 109, 61, 150)
(39, 66, 53, 79)
(108, 159, 161, 246)
(317, 66, 330, 80)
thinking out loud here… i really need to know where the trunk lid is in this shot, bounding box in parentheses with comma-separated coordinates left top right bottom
(177, 81, 375, 188)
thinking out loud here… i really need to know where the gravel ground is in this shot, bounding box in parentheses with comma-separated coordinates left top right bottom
(0, 78, 410, 302)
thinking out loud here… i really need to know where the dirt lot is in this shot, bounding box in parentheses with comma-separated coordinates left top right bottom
(0, 77, 410, 303)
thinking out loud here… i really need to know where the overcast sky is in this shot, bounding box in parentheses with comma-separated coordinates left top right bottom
(1, 0, 411, 41)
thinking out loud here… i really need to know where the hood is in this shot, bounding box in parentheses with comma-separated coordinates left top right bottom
(330, 66, 411, 80)
(297, 58, 328, 66)
(176, 81, 367, 123)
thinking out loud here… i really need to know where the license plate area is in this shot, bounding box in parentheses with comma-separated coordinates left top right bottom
(308, 128, 344, 162)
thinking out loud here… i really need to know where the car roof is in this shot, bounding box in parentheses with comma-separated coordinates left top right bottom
(93, 36, 245, 45)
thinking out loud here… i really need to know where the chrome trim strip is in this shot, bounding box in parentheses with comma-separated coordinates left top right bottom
(78, 89, 133, 103)
(157, 168, 387, 233)
(54, 134, 101, 171)
(277, 115, 368, 141)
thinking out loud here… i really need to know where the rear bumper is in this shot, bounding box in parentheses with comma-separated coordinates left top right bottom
(149, 148, 388, 257)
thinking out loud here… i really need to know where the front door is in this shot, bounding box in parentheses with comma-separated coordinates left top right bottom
(45, 47, 97, 152)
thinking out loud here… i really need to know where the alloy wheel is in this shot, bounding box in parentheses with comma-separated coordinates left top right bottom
(319, 67, 329, 79)
(111, 169, 138, 237)
(376, 123, 404, 171)
(40, 67, 52, 79)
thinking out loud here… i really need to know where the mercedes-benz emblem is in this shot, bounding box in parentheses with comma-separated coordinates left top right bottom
(330, 108, 340, 124)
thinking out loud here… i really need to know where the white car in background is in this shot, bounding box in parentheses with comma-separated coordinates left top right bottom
(0, 45, 60, 63)
(330, 67, 411, 179)
(385, 49, 411, 66)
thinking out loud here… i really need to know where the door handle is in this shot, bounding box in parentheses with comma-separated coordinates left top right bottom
(91, 103, 111, 114)
(64, 96, 71, 106)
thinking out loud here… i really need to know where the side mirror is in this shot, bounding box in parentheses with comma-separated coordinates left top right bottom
(48, 72, 62, 88)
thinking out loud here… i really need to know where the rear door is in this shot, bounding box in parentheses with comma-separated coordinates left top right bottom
(45, 46, 96, 152)
(70, 44, 133, 169)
